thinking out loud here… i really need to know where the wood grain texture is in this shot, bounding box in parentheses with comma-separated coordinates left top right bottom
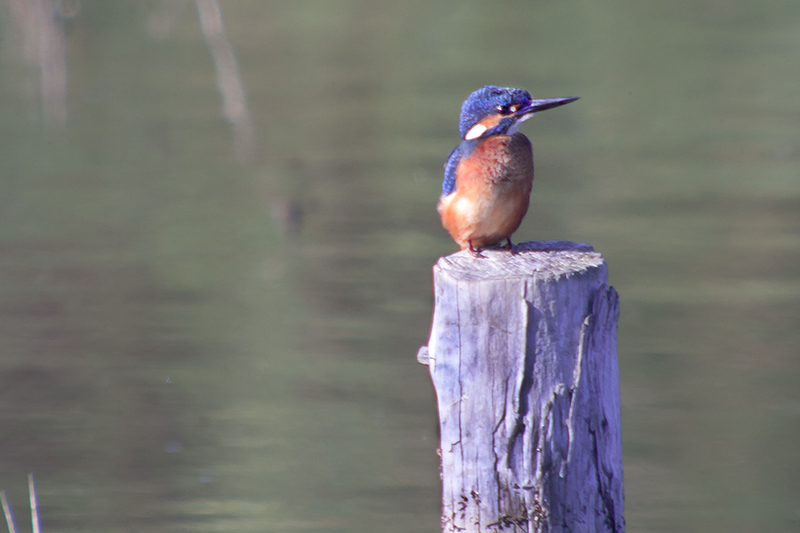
(422, 241, 624, 532)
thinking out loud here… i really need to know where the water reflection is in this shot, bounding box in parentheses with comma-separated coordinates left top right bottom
(0, 1, 799, 532)
(6, 0, 69, 129)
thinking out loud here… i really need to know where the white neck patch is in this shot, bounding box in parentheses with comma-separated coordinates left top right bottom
(464, 123, 488, 141)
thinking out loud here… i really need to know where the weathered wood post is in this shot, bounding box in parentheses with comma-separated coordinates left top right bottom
(418, 241, 623, 533)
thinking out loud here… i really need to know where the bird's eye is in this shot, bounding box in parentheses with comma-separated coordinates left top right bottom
(497, 104, 518, 115)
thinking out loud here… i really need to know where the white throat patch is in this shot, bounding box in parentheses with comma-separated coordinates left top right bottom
(506, 112, 535, 135)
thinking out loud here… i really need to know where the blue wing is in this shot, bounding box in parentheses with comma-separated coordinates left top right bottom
(441, 144, 462, 196)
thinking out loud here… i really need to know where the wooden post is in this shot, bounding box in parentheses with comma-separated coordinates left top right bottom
(418, 241, 624, 533)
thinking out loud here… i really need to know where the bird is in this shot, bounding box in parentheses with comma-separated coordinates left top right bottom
(437, 85, 578, 255)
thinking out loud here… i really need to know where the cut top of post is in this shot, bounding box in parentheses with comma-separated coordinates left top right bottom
(437, 240, 605, 281)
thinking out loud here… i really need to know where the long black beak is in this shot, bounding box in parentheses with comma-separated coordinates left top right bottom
(517, 96, 579, 117)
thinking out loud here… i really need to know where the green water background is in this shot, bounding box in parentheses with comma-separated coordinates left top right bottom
(0, 1, 798, 531)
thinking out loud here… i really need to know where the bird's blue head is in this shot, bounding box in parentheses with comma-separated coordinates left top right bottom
(458, 85, 578, 141)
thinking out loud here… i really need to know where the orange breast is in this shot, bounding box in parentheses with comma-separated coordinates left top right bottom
(438, 134, 534, 250)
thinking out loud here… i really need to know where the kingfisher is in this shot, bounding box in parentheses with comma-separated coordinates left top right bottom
(438, 85, 578, 255)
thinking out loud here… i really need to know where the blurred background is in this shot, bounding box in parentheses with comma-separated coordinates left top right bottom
(0, 1, 798, 531)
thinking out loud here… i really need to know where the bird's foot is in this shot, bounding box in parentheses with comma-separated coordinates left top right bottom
(467, 241, 484, 258)
(503, 238, 518, 255)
